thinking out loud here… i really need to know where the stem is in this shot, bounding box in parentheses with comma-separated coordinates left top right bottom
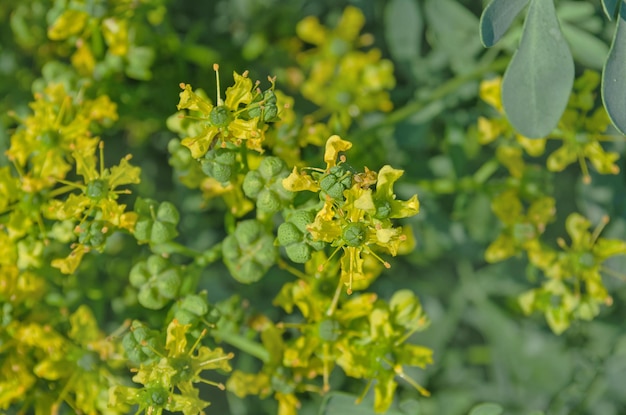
(352, 57, 510, 140)
(153, 240, 202, 258)
(326, 278, 343, 317)
(211, 328, 270, 363)
(277, 258, 308, 279)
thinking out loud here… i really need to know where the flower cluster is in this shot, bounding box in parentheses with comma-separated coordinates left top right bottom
(517, 214, 626, 334)
(110, 319, 233, 415)
(0, 305, 123, 413)
(283, 135, 419, 294)
(227, 255, 431, 414)
(478, 71, 619, 183)
(45, 0, 164, 78)
(478, 72, 625, 334)
(294, 6, 396, 130)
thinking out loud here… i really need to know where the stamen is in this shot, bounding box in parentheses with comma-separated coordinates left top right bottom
(213, 64, 223, 105)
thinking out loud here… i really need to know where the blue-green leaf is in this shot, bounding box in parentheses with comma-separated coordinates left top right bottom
(480, 0, 530, 47)
(468, 403, 504, 415)
(501, 0, 574, 138)
(561, 23, 609, 70)
(603, 3, 626, 135)
(385, 0, 422, 61)
(602, 0, 621, 20)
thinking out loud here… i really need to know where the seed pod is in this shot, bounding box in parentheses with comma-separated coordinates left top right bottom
(258, 156, 287, 180)
(210, 105, 232, 127)
(342, 222, 367, 247)
(285, 242, 312, 263)
(317, 318, 340, 342)
(86, 179, 108, 200)
(289, 210, 314, 233)
(277, 222, 302, 246)
(374, 200, 392, 219)
(256, 188, 282, 213)
(242, 170, 264, 198)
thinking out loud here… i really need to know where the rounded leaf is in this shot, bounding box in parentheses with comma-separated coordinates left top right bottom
(479, 0, 530, 47)
(602, 6, 626, 135)
(501, 0, 574, 138)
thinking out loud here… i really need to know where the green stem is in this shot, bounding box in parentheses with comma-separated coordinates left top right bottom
(352, 57, 510, 140)
(195, 242, 223, 267)
(154, 240, 203, 258)
(211, 329, 270, 363)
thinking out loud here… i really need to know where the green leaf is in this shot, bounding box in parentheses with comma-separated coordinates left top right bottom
(602, 0, 621, 20)
(468, 403, 504, 415)
(602, 2, 626, 135)
(479, 0, 530, 47)
(561, 23, 609, 70)
(501, 0, 573, 138)
(424, 0, 481, 74)
(384, 0, 422, 61)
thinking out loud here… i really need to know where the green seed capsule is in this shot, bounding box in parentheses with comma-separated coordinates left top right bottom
(374, 200, 392, 219)
(243, 170, 264, 198)
(180, 294, 209, 316)
(256, 188, 282, 213)
(342, 222, 367, 247)
(210, 105, 232, 127)
(318, 318, 340, 342)
(285, 242, 311, 263)
(86, 179, 108, 200)
(289, 210, 314, 233)
(277, 222, 302, 246)
(258, 156, 286, 180)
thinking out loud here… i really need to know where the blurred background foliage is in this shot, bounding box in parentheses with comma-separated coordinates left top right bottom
(1, 0, 626, 414)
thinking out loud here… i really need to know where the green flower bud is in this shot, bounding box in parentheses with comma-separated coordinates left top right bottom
(277, 222, 302, 246)
(243, 170, 264, 198)
(285, 242, 311, 263)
